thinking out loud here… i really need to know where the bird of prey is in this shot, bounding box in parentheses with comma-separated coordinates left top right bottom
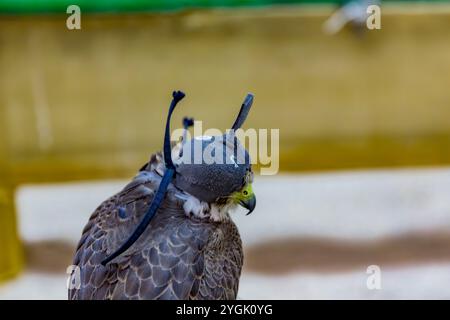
(68, 91, 256, 300)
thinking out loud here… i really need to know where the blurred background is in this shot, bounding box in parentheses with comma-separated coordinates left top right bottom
(1, 0, 450, 299)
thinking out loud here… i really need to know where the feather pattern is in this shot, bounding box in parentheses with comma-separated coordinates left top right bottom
(68, 154, 243, 300)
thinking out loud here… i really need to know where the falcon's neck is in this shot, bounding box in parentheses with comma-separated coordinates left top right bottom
(145, 151, 235, 222)
(179, 192, 234, 222)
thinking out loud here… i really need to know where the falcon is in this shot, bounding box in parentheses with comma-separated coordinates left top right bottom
(68, 91, 256, 300)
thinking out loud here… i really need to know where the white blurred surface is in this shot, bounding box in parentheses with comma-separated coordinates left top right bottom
(2, 167, 450, 299)
(239, 263, 450, 300)
(15, 168, 450, 246)
(2, 263, 450, 300)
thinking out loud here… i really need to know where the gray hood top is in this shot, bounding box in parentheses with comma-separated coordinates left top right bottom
(174, 93, 253, 202)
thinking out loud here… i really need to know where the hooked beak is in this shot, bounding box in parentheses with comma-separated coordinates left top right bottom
(239, 194, 256, 215)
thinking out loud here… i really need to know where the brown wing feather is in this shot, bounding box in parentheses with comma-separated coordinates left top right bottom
(69, 156, 243, 300)
(196, 223, 243, 300)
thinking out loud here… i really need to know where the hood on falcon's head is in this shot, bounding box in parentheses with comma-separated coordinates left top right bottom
(173, 131, 253, 204)
(101, 91, 255, 265)
(172, 93, 254, 204)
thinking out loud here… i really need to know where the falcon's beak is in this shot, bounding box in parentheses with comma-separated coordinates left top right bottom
(239, 194, 256, 215)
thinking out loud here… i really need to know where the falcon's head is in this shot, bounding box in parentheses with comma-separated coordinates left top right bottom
(102, 91, 255, 265)
(172, 93, 256, 220)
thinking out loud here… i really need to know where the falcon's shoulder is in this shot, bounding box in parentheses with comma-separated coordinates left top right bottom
(69, 162, 216, 299)
(69, 153, 243, 300)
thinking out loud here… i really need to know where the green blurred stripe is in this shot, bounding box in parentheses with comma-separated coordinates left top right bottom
(0, 0, 349, 14)
(2, 0, 450, 14)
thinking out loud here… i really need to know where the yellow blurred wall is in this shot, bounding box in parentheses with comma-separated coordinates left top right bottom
(1, 5, 450, 280)
(1, 7, 450, 180)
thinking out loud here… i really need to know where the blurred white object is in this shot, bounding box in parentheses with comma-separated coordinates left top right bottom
(323, 0, 381, 34)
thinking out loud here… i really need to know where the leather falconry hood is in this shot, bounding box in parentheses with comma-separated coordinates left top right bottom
(101, 91, 254, 265)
